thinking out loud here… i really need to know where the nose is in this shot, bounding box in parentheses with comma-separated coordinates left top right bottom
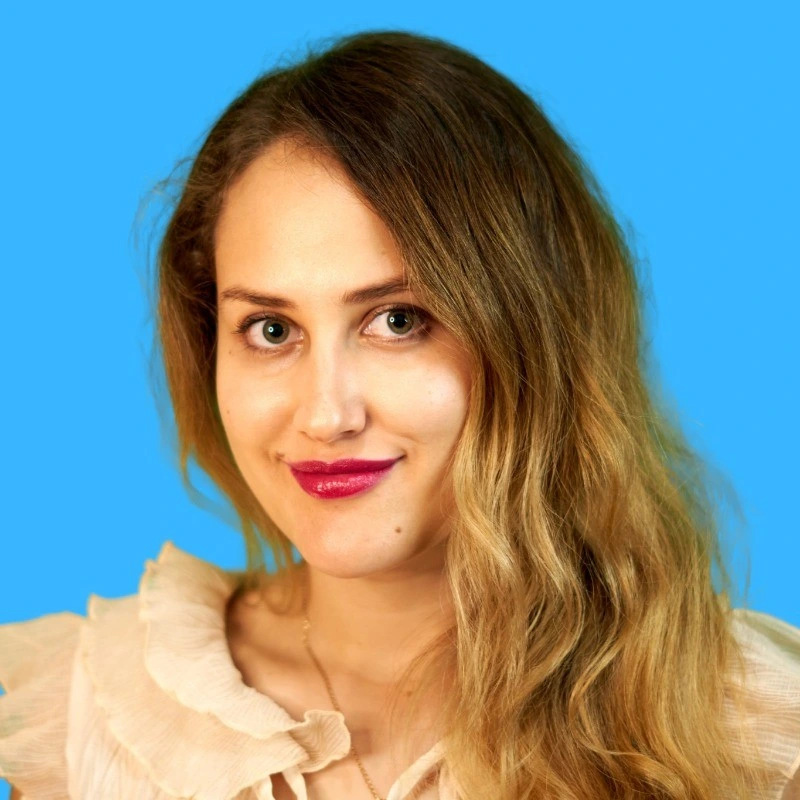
(292, 339, 366, 443)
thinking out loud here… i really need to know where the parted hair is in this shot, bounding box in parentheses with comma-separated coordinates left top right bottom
(142, 28, 774, 799)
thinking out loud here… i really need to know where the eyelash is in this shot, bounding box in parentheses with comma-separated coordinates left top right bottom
(232, 304, 432, 356)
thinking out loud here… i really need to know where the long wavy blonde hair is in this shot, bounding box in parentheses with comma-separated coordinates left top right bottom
(141, 28, 776, 799)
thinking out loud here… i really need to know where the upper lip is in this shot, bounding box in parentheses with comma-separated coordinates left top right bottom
(287, 457, 402, 474)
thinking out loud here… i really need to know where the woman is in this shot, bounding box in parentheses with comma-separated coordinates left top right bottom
(1, 29, 798, 800)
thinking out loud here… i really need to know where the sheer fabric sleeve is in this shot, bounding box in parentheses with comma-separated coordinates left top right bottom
(0, 611, 84, 800)
(730, 608, 800, 799)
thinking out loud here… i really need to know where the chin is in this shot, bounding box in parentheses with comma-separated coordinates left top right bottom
(295, 535, 417, 579)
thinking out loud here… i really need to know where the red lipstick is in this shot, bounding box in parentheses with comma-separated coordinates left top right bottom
(288, 457, 402, 499)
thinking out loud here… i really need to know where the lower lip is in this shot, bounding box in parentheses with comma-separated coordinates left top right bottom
(289, 462, 399, 499)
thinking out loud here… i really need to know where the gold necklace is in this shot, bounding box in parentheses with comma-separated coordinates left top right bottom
(301, 610, 385, 800)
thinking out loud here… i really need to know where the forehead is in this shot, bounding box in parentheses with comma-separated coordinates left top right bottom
(214, 139, 405, 296)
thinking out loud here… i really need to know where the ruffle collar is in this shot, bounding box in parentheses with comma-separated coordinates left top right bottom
(79, 540, 447, 800)
(139, 540, 351, 745)
(81, 542, 354, 799)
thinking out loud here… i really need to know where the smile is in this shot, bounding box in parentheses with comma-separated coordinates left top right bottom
(288, 460, 400, 499)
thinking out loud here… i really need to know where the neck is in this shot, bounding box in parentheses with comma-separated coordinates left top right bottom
(301, 539, 455, 686)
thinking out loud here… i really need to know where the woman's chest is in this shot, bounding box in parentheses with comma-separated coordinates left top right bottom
(269, 761, 441, 800)
(226, 593, 442, 798)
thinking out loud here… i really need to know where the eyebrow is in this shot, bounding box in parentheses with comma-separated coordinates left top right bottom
(218, 277, 411, 310)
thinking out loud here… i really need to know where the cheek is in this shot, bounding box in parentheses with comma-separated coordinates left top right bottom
(215, 351, 470, 448)
(382, 363, 470, 443)
(215, 359, 287, 452)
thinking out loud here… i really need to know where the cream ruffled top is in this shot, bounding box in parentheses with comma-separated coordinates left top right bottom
(0, 541, 798, 800)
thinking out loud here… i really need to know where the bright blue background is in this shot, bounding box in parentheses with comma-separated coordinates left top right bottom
(1, 2, 797, 793)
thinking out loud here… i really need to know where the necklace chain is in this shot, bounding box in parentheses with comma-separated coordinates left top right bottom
(301, 612, 385, 800)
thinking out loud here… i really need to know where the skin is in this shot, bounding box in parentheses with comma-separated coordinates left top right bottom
(213, 138, 471, 792)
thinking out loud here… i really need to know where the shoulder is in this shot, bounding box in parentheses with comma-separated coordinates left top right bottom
(0, 542, 198, 797)
(0, 608, 85, 689)
(730, 608, 800, 669)
(0, 608, 89, 798)
(0, 542, 347, 800)
(727, 608, 800, 797)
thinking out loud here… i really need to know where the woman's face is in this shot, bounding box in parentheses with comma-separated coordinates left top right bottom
(214, 139, 472, 578)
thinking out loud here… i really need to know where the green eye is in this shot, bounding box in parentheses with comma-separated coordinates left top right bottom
(234, 304, 432, 356)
